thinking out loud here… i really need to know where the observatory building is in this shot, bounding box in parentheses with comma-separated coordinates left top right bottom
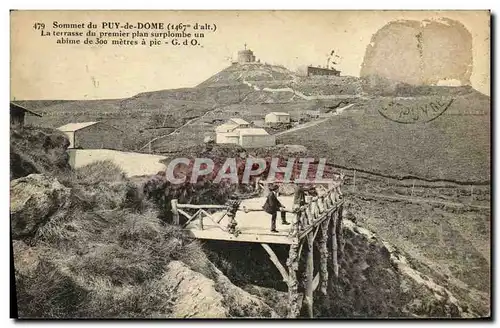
(237, 44, 256, 64)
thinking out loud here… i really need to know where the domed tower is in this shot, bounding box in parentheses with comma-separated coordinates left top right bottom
(237, 44, 256, 64)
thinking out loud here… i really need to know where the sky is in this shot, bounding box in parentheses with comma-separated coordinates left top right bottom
(10, 10, 490, 100)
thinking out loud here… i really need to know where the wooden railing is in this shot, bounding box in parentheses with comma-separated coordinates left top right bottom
(171, 177, 344, 239)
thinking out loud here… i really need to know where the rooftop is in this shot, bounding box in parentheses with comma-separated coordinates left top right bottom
(269, 112, 290, 116)
(238, 128, 270, 136)
(229, 118, 250, 125)
(215, 123, 239, 133)
(57, 121, 98, 132)
(10, 102, 42, 117)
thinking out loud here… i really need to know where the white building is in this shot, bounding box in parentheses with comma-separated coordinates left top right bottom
(215, 118, 250, 144)
(57, 121, 125, 150)
(238, 128, 276, 148)
(215, 119, 275, 148)
(265, 112, 291, 124)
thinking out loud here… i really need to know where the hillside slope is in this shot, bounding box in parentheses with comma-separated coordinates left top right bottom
(19, 61, 490, 183)
(279, 91, 490, 183)
(196, 62, 296, 88)
(10, 126, 489, 318)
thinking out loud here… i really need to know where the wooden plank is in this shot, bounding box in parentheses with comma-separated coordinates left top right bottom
(181, 209, 201, 228)
(184, 228, 295, 244)
(312, 272, 320, 292)
(177, 204, 229, 210)
(261, 243, 289, 283)
(312, 222, 321, 241)
(200, 209, 226, 231)
(216, 209, 229, 224)
(177, 208, 193, 220)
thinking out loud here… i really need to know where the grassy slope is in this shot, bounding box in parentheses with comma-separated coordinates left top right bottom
(13, 159, 232, 318)
(278, 92, 490, 183)
(347, 196, 490, 315)
(24, 84, 254, 151)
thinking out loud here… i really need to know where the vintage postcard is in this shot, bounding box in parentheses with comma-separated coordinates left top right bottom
(10, 10, 490, 319)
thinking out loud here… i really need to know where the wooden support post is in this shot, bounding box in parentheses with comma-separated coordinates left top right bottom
(261, 243, 289, 283)
(171, 199, 179, 225)
(304, 232, 314, 318)
(319, 217, 330, 295)
(310, 200, 319, 221)
(337, 204, 344, 258)
(286, 241, 301, 318)
(305, 206, 312, 226)
(331, 211, 339, 278)
(313, 198, 321, 219)
(199, 212, 204, 230)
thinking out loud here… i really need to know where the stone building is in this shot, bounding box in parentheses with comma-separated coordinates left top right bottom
(237, 44, 256, 64)
(57, 121, 125, 150)
(297, 65, 341, 77)
(10, 102, 42, 128)
(305, 66, 341, 77)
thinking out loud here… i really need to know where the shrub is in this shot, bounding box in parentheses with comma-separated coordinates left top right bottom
(75, 160, 126, 185)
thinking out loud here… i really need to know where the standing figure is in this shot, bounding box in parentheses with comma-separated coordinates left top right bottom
(262, 184, 290, 233)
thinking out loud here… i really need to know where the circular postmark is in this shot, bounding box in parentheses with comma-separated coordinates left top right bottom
(378, 97, 454, 124)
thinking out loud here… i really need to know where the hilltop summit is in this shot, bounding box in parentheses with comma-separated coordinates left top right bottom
(197, 62, 297, 88)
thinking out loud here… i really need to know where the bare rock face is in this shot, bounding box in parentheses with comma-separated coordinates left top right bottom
(162, 261, 278, 318)
(10, 174, 71, 239)
(335, 219, 479, 318)
(162, 261, 228, 318)
(361, 18, 473, 89)
(206, 260, 279, 318)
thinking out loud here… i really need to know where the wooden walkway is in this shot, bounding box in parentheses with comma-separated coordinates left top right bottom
(171, 181, 345, 318)
(184, 196, 297, 244)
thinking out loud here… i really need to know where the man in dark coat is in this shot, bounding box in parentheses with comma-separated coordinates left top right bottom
(263, 184, 290, 232)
